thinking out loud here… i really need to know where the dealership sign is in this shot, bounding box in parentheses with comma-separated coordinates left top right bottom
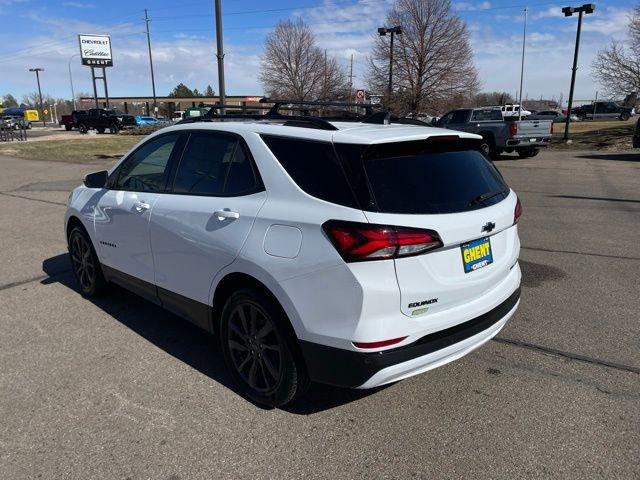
(78, 34, 113, 67)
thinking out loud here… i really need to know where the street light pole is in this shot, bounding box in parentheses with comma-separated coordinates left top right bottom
(29, 67, 45, 127)
(518, 8, 527, 121)
(144, 8, 158, 117)
(562, 3, 595, 141)
(378, 26, 402, 99)
(68, 54, 79, 110)
(214, 0, 226, 115)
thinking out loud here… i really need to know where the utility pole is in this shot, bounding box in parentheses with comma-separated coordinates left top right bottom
(144, 8, 157, 117)
(29, 68, 45, 127)
(214, 0, 226, 115)
(378, 26, 402, 99)
(562, 3, 595, 141)
(518, 7, 527, 121)
(348, 54, 354, 100)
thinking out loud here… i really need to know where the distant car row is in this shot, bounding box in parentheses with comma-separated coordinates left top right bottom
(59, 109, 167, 133)
(1, 114, 32, 130)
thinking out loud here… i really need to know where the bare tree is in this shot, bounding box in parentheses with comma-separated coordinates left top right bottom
(367, 0, 479, 114)
(260, 19, 348, 101)
(592, 6, 640, 97)
(471, 91, 515, 107)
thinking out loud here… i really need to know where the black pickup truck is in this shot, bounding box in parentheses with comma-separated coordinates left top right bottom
(571, 101, 634, 121)
(76, 108, 136, 134)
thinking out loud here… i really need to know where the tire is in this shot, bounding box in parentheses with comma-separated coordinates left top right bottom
(479, 140, 491, 158)
(96, 127, 105, 134)
(64, 124, 72, 131)
(78, 123, 88, 134)
(620, 112, 630, 121)
(220, 288, 308, 408)
(109, 123, 119, 134)
(517, 147, 539, 158)
(480, 135, 498, 159)
(68, 226, 106, 297)
(578, 113, 587, 121)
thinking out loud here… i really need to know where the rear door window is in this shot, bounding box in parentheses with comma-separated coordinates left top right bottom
(449, 110, 469, 124)
(172, 131, 262, 196)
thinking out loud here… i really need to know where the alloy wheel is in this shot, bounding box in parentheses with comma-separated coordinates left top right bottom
(70, 233, 96, 292)
(226, 301, 283, 393)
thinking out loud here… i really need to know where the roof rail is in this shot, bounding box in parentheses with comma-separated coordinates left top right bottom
(179, 112, 338, 131)
(362, 111, 431, 127)
(176, 98, 430, 130)
(259, 97, 375, 116)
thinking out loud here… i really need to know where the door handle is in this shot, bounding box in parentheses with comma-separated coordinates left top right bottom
(214, 210, 240, 220)
(134, 201, 150, 213)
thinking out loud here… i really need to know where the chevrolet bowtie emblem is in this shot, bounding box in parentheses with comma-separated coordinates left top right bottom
(482, 222, 496, 233)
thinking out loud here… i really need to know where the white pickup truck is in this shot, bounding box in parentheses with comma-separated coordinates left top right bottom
(435, 107, 553, 158)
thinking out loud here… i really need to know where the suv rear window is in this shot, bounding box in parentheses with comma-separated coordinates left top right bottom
(261, 135, 358, 208)
(360, 147, 508, 214)
(335, 139, 509, 214)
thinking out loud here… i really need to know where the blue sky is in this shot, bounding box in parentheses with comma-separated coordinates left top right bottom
(0, 0, 636, 104)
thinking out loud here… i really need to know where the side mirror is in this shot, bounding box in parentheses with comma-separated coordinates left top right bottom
(84, 170, 108, 188)
(431, 117, 439, 126)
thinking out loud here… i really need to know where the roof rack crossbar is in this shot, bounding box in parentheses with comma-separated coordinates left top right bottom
(183, 112, 339, 131)
(259, 97, 375, 116)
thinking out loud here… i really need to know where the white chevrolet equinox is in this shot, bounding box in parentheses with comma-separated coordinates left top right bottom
(65, 115, 522, 407)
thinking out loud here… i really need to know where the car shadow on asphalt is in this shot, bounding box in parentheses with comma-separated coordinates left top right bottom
(576, 152, 640, 162)
(41, 253, 382, 414)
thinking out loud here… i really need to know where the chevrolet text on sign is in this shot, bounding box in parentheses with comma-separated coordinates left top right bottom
(78, 34, 113, 67)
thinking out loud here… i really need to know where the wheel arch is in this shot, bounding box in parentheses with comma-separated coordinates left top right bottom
(66, 215, 85, 244)
(478, 130, 496, 144)
(211, 270, 307, 370)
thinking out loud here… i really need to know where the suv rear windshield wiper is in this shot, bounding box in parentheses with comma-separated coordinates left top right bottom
(468, 190, 505, 206)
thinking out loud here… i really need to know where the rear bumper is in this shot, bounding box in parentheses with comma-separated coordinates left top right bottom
(300, 287, 520, 388)
(505, 137, 551, 147)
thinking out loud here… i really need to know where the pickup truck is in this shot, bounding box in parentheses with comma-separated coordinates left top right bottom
(76, 108, 136, 134)
(435, 107, 552, 158)
(59, 110, 87, 131)
(571, 101, 634, 121)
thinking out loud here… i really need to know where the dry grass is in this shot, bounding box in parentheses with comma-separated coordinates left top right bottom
(550, 122, 635, 151)
(0, 135, 142, 162)
(552, 117, 636, 134)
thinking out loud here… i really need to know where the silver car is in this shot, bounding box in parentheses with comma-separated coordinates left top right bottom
(528, 110, 578, 123)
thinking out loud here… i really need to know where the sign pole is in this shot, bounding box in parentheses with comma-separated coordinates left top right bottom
(102, 67, 110, 108)
(91, 67, 99, 108)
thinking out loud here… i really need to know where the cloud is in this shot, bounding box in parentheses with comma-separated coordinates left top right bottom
(531, 6, 563, 20)
(62, 2, 95, 8)
(454, 1, 491, 12)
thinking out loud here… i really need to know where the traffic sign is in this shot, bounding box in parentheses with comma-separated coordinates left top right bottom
(355, 89, 365, 101)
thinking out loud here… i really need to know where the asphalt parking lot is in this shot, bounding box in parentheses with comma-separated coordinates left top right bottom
(0, 149, 638, 479)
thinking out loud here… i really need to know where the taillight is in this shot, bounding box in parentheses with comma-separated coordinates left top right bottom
(509, 122, 518, 137)
(514, 196, 523, 224)
(550, 122, 554, 135)
(322, 220, 443, 262)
